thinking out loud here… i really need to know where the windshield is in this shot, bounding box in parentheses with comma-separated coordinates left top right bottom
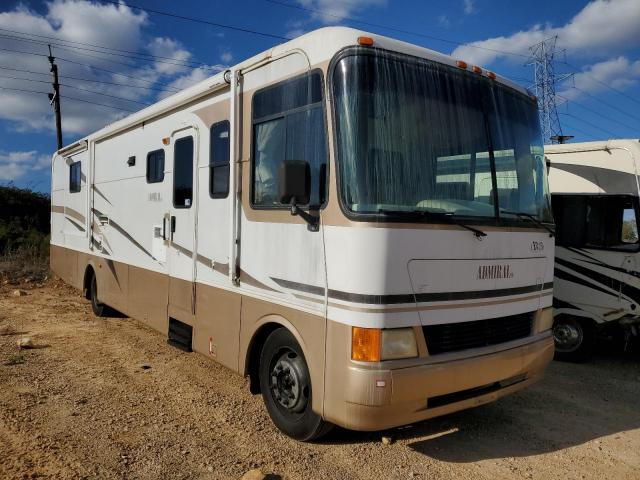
(332, 51, 552, 222)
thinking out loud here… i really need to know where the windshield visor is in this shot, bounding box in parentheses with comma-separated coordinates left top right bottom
(332, 51, 552, 222)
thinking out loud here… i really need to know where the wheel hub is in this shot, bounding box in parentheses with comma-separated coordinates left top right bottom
(270, 351, 308, 413)
(554, 321, 583, 352)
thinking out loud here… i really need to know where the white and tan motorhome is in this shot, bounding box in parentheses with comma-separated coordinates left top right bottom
(547, 139, 640, 361)
(50, 27, 555, 440)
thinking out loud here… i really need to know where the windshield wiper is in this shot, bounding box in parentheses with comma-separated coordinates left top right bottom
(378, 209, 487, 238)
(501, 210, 555, 237)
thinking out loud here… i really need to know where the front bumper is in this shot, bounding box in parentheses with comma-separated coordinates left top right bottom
(323, 331, 554, 431)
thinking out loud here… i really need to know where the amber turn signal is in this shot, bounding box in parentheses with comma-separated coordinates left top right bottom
(357, 36, 374, 46)
(456, 60, 468, 69)
(162, 137, 170, 145)
(471, 65, 483, 74)
(487, 71, 496, 80)
(351, 327, 381, 362)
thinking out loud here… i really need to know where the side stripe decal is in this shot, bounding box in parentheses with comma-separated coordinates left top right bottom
(555, 257, 640, 304)
(271, 277, 553, 305)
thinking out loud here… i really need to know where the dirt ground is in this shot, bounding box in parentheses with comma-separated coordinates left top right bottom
(1, 281, 639, 480)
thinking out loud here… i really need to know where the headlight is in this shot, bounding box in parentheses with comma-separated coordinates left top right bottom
(381, 328, 418, 360)
(351, 327, 418, 361)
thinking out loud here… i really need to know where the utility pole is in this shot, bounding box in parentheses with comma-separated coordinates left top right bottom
(528, 36, 571, 144)
(47, 44, 63, 150)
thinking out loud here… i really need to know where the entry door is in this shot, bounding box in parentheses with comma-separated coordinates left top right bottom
(167, 127, 198, 319)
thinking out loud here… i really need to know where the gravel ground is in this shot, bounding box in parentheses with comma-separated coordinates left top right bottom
(1, 280, 639, 480)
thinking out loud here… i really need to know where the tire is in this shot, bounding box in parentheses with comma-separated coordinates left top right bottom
(259, 328, 332, 441)
(89, 273, 108, 317)
(553, 316, 595, 362)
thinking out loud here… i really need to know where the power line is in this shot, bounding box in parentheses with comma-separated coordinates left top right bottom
(559, 120, 598, 141)
(0, 85, 49, 94)
(0, 27, 216, 67)
(563, 61, 640, 107)
(0, 45, 191, 90)
(61, 83, 151, 106)
(97, 0, 289, 41)
(559, 112, 618, 138)
(0, 66, 49, 76)
(0, 72, 159, 105)
(0, 85, 138, 113)
(569, 85, 640, 125)
(61, 74, 176, 93)
(0, 66, 178, 93)
(0, 73, 51, 84)
(0, 32, 217, 70)
(62, 94, 138, 113)
(559, 97, 638, 132)
(0, 45, 48, 57)
(265, 0, 531, 59)
(56, 56, 182, 89)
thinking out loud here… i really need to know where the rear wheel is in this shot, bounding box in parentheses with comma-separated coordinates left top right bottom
(553, 316, 595, 362)
(89, 273, 108, 317)
(259, 328, 332, 441)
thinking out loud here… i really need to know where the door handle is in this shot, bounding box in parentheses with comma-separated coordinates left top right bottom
(170, 216, 176, 241)
(162, 217, 167, 240)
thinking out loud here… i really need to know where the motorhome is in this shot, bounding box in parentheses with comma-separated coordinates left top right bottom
(546, 140, 640, 361)
(50, 27, 555, 441)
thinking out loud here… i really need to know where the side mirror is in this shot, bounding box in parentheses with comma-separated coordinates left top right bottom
(278, 160, 319, 232)
(278, 160, 311, 206)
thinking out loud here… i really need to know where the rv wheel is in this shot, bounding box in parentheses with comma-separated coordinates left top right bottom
(259, 328, 332, 441)
(553, 316, 595, 362)
(89, 274, 108, 317)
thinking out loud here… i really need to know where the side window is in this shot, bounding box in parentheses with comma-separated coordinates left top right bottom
(252, 70, 327, 208)
(210, 121, 230, 198)
(173, 136, 194, 208)
(553, 194, 639, 250)
(622, 203, 638, 244)
(69, 161, 81, 193)
(146, 149, 165, 183)
(552, 195, 585, 247)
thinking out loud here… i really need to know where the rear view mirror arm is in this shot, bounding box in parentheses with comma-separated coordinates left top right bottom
(290, 203, 320, 232)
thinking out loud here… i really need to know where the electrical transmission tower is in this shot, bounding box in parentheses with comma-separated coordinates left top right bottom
(529, 36, 570, 144)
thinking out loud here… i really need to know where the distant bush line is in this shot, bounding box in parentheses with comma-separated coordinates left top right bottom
(0, 185, 50, 262)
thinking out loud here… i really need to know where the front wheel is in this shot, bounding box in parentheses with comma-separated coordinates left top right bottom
(553, 316, 595, 362)
(259, 328, 332, 441)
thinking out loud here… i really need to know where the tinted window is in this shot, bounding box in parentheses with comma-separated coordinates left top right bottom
(146, 149, 165, 183)
(332, 52, 551, 221)
(210, 121, 230, 198)
(552, 194, 639, 250)
(69, 161, 81, 193)
(253, 72, 323, 119)
(252, 70, 327, 207)
(173, 136, 193, 208)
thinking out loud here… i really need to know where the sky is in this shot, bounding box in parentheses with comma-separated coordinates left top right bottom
(0, 0, 639, 192)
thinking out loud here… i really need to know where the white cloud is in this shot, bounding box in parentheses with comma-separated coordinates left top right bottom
(437, 15, 451, 28)
(296, 0, 387, 24)
(559, 56, 640, 101)
(0, 0, 213, 145)
(147, 37, 192, 76)
(0, 150, 50, 181)
(46, 0, 146, 51)
(452, 0, 640, 66)
(157, 66, 217, 100)
(463, 0, 475, 15)
(220, 51, 233, 64)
